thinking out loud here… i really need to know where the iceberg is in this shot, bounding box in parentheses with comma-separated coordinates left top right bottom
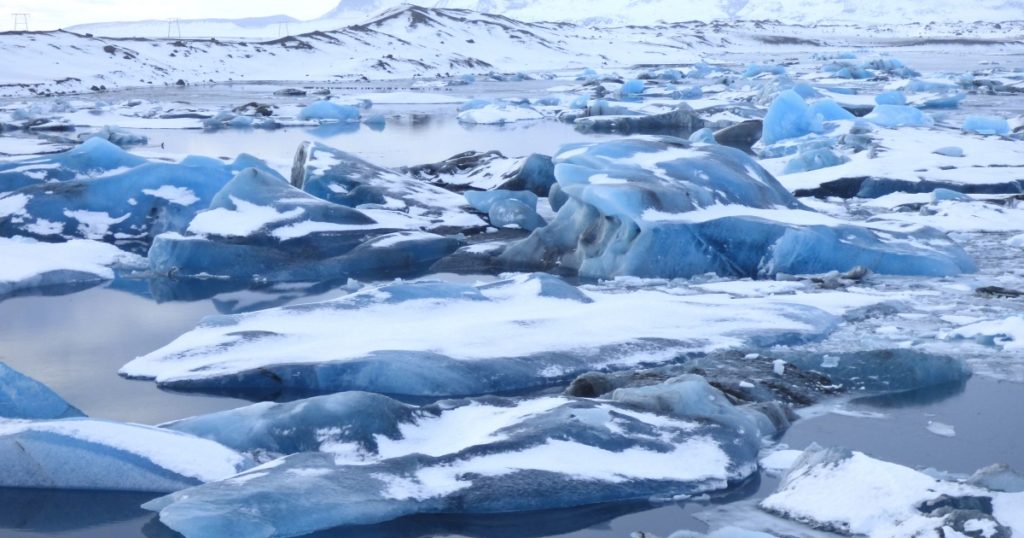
(760, 90, 824, 145)
(575, 105, 705, 136)
(0, 236, 143, 300)
(499, 137, 975, 280)
(963, 115, 1011, 136)
(457, 104, 543, 124)
(783, 147, 849, 174)
(0, 137, 145, 193)
(864, 105, 934, 128)
(761, 446, 1023, 537)
(0, 418, 250, 492)
(120, 273, 844, 400)
(1, 148, 280, 244)
(148, 168, 461, 281)
(148, 377, 777, 537)
(291, 142, 485, 232)
(296, 100, 360, 122)
(0, 363, 84, 419)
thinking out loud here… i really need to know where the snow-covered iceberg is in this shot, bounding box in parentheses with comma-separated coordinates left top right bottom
(148, 376, 779, 537)
(0, 140, 280, 244)
(761, 446, 1024, 536)
(0, 138, 145, 193)
(121, 273, 843, 399)
(148, 167, 461, 281)
(0, 236, 143, 300)
(498, 136, 975, 279)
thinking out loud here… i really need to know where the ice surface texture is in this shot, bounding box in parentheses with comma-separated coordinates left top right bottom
(0, 364, 249, 492)
(148, 167, 460, 281)
(150, 376, 777, 537)
(761, 445, 1024, 537)
(0, 236, 143, 299)
(0, 138, 279, 244)
(121, 273, 841, 399)
(499, 136, 975, 279)
(0, 362, 84, 419)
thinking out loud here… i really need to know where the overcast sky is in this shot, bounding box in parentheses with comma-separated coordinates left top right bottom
(0, 0, 340, 30)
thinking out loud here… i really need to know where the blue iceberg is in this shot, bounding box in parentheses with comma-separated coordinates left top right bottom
(148, 168, 461, 281)
(760, 90, 824, 145)
(120, 273, 842, 400)
(148, 376, 778, 537)
(0, 418, 251, 492)
(864, 105, 934, 128)
(0, 363, 83, 419)
(499, 137, 974, 280)
(0, 138, 145, 193)
(783, 147, 849, 174)
(962, 115, 1010, 136)
(297, 101, 360, 122)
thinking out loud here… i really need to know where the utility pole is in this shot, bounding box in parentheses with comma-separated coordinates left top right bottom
(167, 18, 181, 39)
(12, 13, 29, 31)
(277, 21, 290, 37)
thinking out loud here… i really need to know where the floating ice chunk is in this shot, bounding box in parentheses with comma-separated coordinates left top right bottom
(1009, 234, 1024, 249)
(690, 128, 717, 144)
(0, 237, 143, 299)
(464, 190, 537, 214)
(875, 91, 907, 105)
(148, 382, 769, 536)
(1, 151, 278, 243)
(0, 138, 146, 193)
(0, 418, 251, 492)
(292, 142, 484, 231)
(946, 316, 1024, 350)
(761, 446, 1022, 537)
(968, 464, 1024, 493)
(933, 146, 965, 158)
(575, 106, 705, 135)
(85, 126, 148, 147)
(121, 273, 841, 399)
(149, 168, 459, 281)
(760, 90, 824, 145)
(808, 99, 854, 121)
(744, 64, 785, 77)
(297, 101, 360, 122)
(457, 104, 543, 124)
(488, 198, 547, 231)
(864, 105, 934, 128)
(0, 363, 84, 419)
(931, 188, 970, 202)
(963, 115, 1010, 136)
(759, 449, 803, 476)
(926, 421, 956, 437)
(499, 137, 975, 279)
(783, 148, 849, 174)
(621, 79, 646, 95)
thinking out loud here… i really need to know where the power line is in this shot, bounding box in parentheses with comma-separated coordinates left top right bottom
(167, 18, 181, 39)
(12, 13, 29, 31)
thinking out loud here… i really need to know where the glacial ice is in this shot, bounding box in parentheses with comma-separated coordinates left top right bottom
(743, 64, 786, 77)
(0, 236, 144, 299)
(296, 100, 361, 122)
(759, 90, 824, 145)
(783, 148, 849, 174)
(0, 143, 280, 244)
(498, 136, 975, 279)
(0, 137, 145, 193)
(148, 377, 776, 536)
(864, 105, 934, 128)
(0, 418, 251, 492)
(0, 363, 84, 419)
(457, 103, 543, 124)
(148, 167, 461, 281)
(291, 141, 485, 231)
(875, 91, 907, 105)
(761, 446, 1024, 537)
(120, 273, 846, 399)
(963, 115, 1011, 136)
(85, 126, 149, 148)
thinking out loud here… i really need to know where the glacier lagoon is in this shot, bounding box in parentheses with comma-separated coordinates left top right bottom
(2, 19, 1024, 538)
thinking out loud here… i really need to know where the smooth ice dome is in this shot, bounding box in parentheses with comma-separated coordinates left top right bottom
(120, 273, 853, 400)
(499, 136, 975, 279)
(147, 376, 779, 537)
(759, 90, 824, 145)
(0, 418, 251, 492)
(864, 105, 935, 128)
(0, 363, 84, 419)
(296, 100, 360, 122)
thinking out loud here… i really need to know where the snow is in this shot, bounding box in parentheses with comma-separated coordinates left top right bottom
(458, 105, 544, 125)
(946, 317, 1024, 351)
(0, 236, 141, 288)
(926, 421, 956, 437)
(187, 197, 306, 238)
(142, 186, 201, 206)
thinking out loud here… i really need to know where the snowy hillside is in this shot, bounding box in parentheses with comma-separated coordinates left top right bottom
(3, 5, 1021, 99)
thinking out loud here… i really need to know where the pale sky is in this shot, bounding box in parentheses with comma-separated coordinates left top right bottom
(0, 0, 341, 30)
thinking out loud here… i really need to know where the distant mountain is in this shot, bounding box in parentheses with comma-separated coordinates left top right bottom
(326, 0, 1024, 24)
(67, 15, 301, 38)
